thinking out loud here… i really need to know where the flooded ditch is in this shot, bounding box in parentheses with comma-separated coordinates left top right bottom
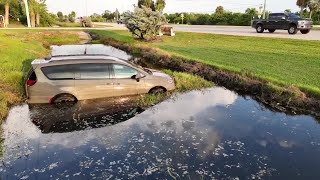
(1, 45, 320, 179)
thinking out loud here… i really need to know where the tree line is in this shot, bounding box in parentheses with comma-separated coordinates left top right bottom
(88, 9, 120, 22)
(165, 7, 258, 26)
(165, 3, 320, 26)
(2, 0, 320, 27)
(88, 0, 166, 23)
(0, 0, 55, 27)
(56, 11, 76, 23)
(296, 0, 320, 18)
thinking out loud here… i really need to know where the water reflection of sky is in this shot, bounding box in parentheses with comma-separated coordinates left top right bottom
(1, 87, 320, 179)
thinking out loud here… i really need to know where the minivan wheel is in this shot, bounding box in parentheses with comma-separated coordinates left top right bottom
(149, 87, 166, 94)
(288, 25, 298, 34)
(52, 94, 77, 105)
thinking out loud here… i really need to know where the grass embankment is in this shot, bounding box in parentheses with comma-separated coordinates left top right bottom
(0, 30, 82, 121)
(139, 70, 214, 106)
(90, 30, 320, 95)
(89, 30, 320, 116)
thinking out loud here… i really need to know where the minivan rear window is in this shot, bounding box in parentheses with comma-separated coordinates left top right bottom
(42, 65, 75, 80)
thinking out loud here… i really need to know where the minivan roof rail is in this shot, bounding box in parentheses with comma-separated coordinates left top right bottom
(44, 54, 127, 62)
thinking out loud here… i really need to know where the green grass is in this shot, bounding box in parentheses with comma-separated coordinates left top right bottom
(0, 30, 81, 120)
(163, 70, 213, 92)
(138, 70, 214, 106)
(7, 22, 26, 28)
(55, 22, 81, 27)
(91, 30, 320, 96)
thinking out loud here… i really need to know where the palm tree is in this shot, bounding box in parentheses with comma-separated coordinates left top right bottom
(0, 0, 10, 27)
(28, 0, 35, 26)
(34, 0, 44, 26)
(27, 0, 43, 27)
(297, 0, 310, 17)
(308, 0, 320, 18)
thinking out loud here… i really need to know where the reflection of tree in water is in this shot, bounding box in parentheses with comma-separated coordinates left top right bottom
(30, 96, 145, 134)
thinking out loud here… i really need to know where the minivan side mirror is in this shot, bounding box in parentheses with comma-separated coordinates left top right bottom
(131, 73, 144, 82)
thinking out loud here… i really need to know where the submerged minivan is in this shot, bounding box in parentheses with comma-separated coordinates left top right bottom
(26, 55, 175, 104)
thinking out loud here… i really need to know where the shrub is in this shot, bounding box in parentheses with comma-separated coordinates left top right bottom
(123, 6, 167, 40)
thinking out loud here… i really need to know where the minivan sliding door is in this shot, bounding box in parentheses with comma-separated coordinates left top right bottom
(74, 63, 113, 100)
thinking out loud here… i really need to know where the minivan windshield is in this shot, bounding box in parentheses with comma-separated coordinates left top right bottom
(126, 61, 153, 75)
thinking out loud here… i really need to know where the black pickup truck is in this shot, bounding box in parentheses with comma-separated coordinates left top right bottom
(251, 13, 313, 34)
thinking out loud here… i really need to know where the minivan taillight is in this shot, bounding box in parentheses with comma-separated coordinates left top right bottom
(26, 71, 37, 87)
(26, 80, 37, 86)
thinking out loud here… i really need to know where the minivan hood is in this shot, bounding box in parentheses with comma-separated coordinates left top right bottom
(148, 69, 172, 79)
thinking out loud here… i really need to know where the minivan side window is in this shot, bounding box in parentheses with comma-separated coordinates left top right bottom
(74, 64, 110, 79)
(113, 64, 138, 79)
(42, 64, 111, 80)
(42, 65, 75, 80)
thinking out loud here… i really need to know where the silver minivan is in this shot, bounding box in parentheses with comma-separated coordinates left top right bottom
(26, 55, 175, 104)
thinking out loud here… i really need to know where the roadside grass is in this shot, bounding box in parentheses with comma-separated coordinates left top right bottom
(163, 70, 213, 92)
(138, 70, 214, 106)
(7, 22, 26, 28)
(90, 30, 320, 97)
(55, 22, 81, 27)
(0, 30, 81, 121)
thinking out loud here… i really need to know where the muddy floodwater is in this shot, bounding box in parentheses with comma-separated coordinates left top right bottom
(1, 87, 320, 179)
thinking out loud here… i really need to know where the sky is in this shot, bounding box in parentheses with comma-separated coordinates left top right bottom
(45, 0, 299, 16)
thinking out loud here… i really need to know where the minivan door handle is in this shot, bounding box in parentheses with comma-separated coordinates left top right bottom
(106, 83, 113, 85)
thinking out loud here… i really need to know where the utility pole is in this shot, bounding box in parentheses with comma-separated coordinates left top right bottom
(263, 0, 267, 19)
(23, 0, 31, 27)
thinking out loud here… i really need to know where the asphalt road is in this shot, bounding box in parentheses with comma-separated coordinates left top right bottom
(93, 22, 320, 41)
(170, 25, 320, 41)
(3, 23, 320, 41)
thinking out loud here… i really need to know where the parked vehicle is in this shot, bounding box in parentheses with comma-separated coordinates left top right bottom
(117, 19, 124, 24)
(251, 13, 313, 35)
(26, 55, 175, 104)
